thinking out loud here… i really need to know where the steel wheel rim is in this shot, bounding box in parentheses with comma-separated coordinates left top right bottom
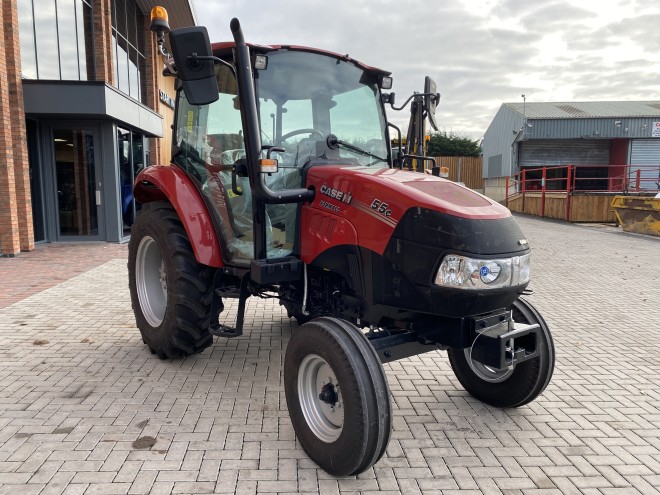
(297, 354, 344, 443)
(136, 236, 167, 327)
(465, 348, 514, 383)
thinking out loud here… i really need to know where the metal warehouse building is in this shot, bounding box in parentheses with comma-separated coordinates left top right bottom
(481, 101, 660, 201)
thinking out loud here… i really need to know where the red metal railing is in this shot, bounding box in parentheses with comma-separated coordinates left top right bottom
(505, 164, 660, 221)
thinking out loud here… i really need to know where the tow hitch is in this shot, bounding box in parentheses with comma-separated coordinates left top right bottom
(469, 313, 540, 371)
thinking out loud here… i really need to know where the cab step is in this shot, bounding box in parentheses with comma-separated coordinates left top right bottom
(209, 323, 242, 338)
(208, 272, 250, 339)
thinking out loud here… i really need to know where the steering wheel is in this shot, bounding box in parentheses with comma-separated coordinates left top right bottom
(279, 128, 324, 143)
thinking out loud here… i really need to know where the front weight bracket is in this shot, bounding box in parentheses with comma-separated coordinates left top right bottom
(470, 319, 540, 371)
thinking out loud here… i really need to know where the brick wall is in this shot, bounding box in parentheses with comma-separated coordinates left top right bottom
(0, 0, 32, 256)
(141, 15, 162, 166)
(93, 0, 114, 84)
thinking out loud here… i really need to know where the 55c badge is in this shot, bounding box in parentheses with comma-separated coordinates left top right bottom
(370, 199, 392, 217)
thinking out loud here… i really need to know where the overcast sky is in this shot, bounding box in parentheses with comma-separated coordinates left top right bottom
(191, 0, 660, 139)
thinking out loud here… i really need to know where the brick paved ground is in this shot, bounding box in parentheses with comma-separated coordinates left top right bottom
(0, 242, 128, 309)
(0, 216, 658, 494)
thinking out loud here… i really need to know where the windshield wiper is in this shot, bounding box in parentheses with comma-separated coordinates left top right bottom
(326, 134, 387, 164)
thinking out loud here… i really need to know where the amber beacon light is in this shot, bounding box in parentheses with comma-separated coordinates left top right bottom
(150, 6, 170, 33)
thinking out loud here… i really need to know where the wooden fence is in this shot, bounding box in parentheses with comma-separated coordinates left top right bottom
(430, 156, 483, 190)
(507, 192, 618, 223)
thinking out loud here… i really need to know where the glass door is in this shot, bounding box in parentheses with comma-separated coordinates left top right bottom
(53, 128, 102, 239)
(118, 128, 144, 237)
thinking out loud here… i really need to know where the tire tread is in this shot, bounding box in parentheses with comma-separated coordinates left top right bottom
(128, 201, 215, 359)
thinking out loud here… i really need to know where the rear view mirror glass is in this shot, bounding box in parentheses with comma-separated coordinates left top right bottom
(169, 27, 219, 106)
(424, 76, 439, 131)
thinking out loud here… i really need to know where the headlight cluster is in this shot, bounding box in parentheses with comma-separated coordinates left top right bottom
(434, 253, 531, 290)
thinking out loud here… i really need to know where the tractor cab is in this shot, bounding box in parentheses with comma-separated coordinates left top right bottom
(171, 44, 393, 264)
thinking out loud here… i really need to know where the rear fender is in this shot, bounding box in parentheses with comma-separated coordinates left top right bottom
(133, 165, 224, 267)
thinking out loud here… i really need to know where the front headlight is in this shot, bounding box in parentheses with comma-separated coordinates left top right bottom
(434, 253, 531, 290)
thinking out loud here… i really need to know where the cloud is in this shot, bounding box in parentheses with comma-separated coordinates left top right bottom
(192, 0, 660, 138)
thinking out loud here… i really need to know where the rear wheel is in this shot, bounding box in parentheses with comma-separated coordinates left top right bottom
(284, 317, 391, 476)
(128, 201, 215, 359)
(447, 298, 554, 408)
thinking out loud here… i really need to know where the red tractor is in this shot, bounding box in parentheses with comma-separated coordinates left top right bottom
(129, 8, 554, 476)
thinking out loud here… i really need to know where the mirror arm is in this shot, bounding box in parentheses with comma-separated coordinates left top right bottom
(390, 93, 415, 111)
(390, 92, 438, 111)
(187, 53, 235, 74)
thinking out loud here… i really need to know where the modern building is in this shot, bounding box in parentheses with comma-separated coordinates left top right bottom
(482, 101, 660, 201)
(0, 0, 195, 256)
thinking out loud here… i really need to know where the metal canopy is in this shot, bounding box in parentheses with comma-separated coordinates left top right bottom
(22, 81, 164, 137)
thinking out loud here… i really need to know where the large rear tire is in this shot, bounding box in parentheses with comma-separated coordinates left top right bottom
(447, 298, 554, 408)
(128, 201, 215, 359)
(284, 317, 391, 476)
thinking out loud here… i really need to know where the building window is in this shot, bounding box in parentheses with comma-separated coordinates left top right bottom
(112, 0, 146, 103)
(18, 0, 95, 81)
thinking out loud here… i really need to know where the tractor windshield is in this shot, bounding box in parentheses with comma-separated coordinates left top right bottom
(256, 50, 390, 168)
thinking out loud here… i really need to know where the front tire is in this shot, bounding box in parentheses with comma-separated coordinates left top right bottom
(128, 201, 215, 359)
(284, 317, 391, 476)
(448, 298, 555, 408)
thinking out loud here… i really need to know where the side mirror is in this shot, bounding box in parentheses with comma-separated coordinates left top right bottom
(169, 27, 219, 105)
(424, 76, 440, 131)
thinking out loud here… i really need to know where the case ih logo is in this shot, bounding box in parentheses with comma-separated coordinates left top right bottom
(320, 184, 353, 204)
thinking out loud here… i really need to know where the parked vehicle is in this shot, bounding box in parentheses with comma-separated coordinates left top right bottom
(128, 7, 554, 476)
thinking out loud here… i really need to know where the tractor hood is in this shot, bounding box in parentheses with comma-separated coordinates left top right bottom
(304, 165, 519, 256)
(307, 165, 508, 221)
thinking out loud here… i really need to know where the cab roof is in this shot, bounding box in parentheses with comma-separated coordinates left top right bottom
(210, 42, 391, 77)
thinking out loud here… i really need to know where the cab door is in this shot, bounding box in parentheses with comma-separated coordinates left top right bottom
(173, 64, 255, 265)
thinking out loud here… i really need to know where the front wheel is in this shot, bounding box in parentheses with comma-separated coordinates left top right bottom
(284, 317, 391, 476)
(448, 298, 555, 408)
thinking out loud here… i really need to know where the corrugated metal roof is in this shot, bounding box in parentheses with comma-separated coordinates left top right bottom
(136, 0, 196, 29)
(504, 101, 660, 119)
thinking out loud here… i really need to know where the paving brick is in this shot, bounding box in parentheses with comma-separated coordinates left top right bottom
(256, 479, 298, 492)
(171, 481, 215, 493)
(0, 216, 658, 494)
